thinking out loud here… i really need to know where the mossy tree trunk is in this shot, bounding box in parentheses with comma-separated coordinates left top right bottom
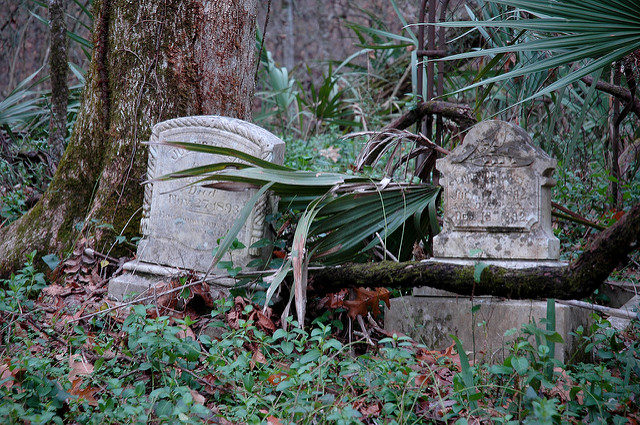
(48, 0, 68, 165)
(310, 202, 640, 299)
(0, 0, 258, 275)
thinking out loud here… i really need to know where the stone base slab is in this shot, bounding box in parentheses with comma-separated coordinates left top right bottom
(384, 289, 592, 363)
(107, 260, 233, 301)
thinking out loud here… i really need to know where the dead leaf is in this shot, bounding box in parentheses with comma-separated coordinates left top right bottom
(319, 146, 341, 163)
(68, 354, 98, 406)
(256, 310, 276, 332)
(41, 284, 72, 298)
(201, 374, 219, 395)
(177, 325, 196, 340)
(0, 360, 15, 389)
(69, 354, 94, 381)
(267, 372, 288, 386)
(69, 382, 99, 406)
(343, 287, 391, 319)
(190, 389, 206, 405)
(189, 281, 215, 309)
(250, 350, 267, 369)
(359, 402, 381, 418)
(266, 416, 284, 425)
(319, 289, 348, 309)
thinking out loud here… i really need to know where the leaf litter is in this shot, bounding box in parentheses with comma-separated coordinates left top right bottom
(3, 238, 638, 423)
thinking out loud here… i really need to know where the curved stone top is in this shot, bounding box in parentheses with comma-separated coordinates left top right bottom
(151, 115, 285, 153)
(445, 120, 555, 174)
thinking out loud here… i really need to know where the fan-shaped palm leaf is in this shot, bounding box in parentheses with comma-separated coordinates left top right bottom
(156, 143, 440, 326)
(437, 0, 640, 103)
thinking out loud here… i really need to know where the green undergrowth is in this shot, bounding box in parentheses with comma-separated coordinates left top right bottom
(1, 258, 639, 424)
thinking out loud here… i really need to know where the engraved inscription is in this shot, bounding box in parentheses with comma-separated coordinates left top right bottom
(165, 190, 242, 216)
(445, 168, 538, 231)
(147, 143, 253, 256)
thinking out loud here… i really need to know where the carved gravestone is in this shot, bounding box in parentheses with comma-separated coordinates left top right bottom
(108, 116, 285, 300)
(385, 121, 589, 361)
(432, 120, 560, 263)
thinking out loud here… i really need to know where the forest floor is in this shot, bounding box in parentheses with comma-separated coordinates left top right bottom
(1, 240, 639, 424)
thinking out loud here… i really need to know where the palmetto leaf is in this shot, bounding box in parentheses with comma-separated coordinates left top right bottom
(156, 141, 294, 171)
(437, 0, 640, 101)
(160, 143, 439, 326)
(0, 69, 47, 129)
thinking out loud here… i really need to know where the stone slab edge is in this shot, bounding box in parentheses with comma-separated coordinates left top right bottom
(107, 260, 234, 301)
(384, 295, 592, 363)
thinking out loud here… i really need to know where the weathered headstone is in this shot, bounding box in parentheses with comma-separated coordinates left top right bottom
(108, 116, 285, 300)
(386, 120, 588, 362)
(433, 120, 560, 264)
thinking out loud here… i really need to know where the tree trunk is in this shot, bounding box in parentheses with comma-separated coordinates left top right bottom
(310, 201, 640, 300)
(48, 0, 68, 166)
(283, 0, 295, 71)
(0, 0, 258, 275)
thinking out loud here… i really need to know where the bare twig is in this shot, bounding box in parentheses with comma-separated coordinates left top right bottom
(356, 315, 374, 346)
(375, 232, 399, 262)
(556, 299, 638, 320)
(70, 279, 207, 323)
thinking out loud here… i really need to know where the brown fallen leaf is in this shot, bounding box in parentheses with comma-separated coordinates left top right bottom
(319, 289, 349, 309)
(68, 354, 98, 406)
(0, 360, 15, 389)
(266, 415, 284, 425)
(256, 310, 276, 332)
(41, 284, 72, 298)
(69, 354, 94, 380)
(267, 372, 288, 386)
(359, 402, 381, 418)
(190, 388, 206, 405)
(69, 381, 99, 406)
(177, 325, 196, 340)
(250, 350, 267, 369)
(343, 287, 391, 319)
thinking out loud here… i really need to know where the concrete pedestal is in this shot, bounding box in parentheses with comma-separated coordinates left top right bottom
(384, 287, 592, 363)
(107, 260, 232, 301)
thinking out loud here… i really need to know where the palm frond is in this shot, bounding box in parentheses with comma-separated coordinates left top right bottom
(437, 0, 640, 102)
(158, 143, 440, 326)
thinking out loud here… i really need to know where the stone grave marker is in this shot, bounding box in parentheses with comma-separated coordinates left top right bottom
(432, 119, 560, 264)
(386, 120, 587, 362)
(108, 116, 285, 300)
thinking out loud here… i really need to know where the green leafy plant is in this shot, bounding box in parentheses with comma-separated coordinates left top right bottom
(156, 141, 439, 325)
(438, 0, 640, 105)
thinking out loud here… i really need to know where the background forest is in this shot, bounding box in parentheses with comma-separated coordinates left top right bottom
(0, 0, 639, 424)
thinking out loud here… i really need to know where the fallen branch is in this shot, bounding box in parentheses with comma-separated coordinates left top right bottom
(358, 101, 475, 169)
(309, 202, 640, 300)
(581, 75, 640, 119)
(556, 299, 638, 321)
(385, 100, 477, 132)
(551, 201, 606, 231)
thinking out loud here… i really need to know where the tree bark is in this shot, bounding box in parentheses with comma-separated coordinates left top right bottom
(310, 202, 640, 300)
(48, 0, 68, 166)
(0, 0, 258, 275)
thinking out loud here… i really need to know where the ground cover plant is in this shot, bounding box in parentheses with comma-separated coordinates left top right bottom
(1, 260, 639, 424)
(1, 0, 640, 423)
